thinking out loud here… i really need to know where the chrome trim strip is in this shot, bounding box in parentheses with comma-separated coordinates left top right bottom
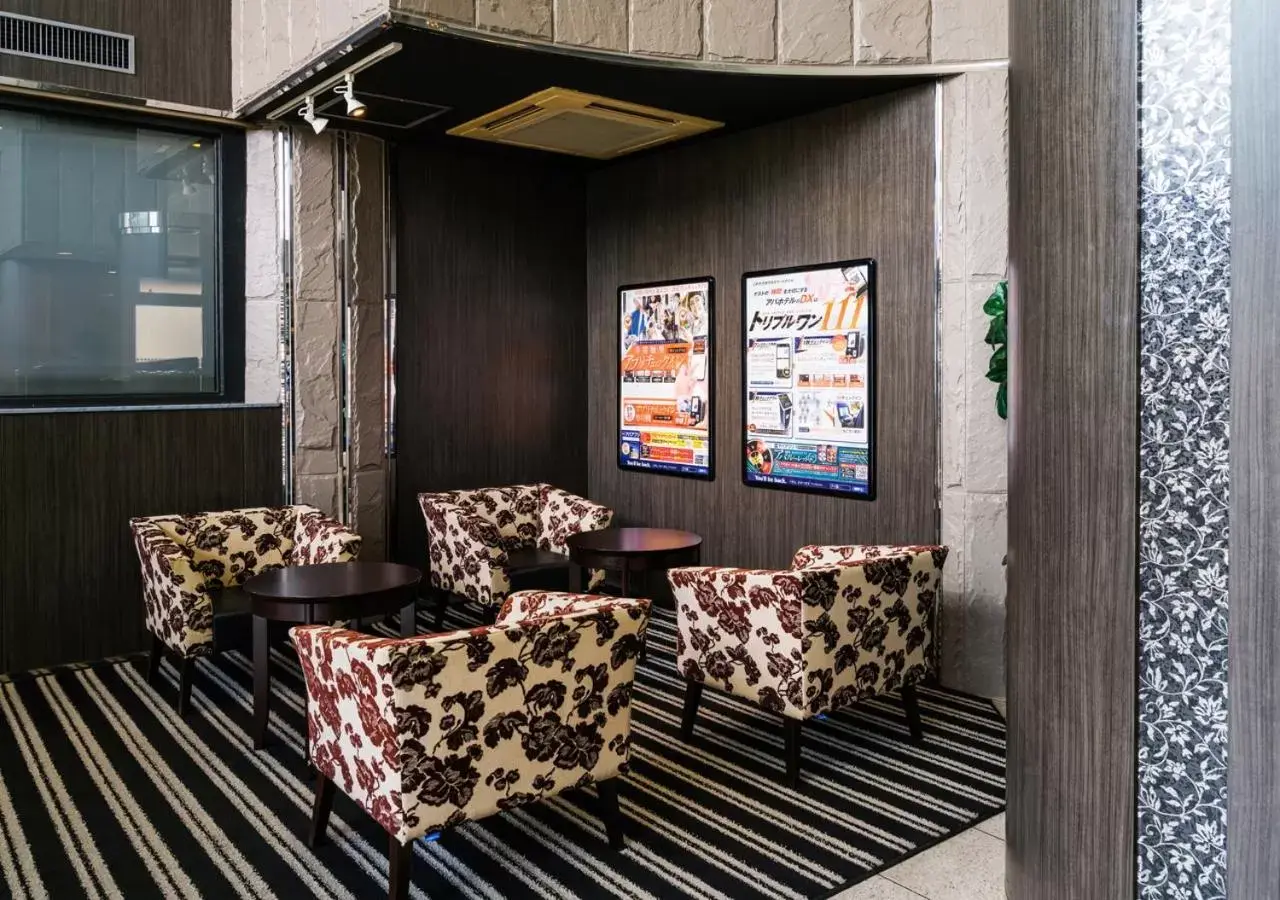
(337, 133, 353, 524)
(383, 138, 397, 558)
(0, 76, 237, 122)
(393, 11, 1009, 77)
(933, 79, 945, 542)
(278, 128, 297, 504)
(0, 403, 280, 416)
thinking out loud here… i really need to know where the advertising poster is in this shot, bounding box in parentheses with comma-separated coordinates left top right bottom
(742, 260, 875, 498)
(618, 278, 715, 479)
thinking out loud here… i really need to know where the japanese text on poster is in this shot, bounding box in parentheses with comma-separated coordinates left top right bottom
(619, 279, 714, 479)
(743, 261, 874, 497)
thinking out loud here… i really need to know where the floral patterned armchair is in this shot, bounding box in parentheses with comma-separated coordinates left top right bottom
(668, 544, 947, 787)
(292, 591, 649, 900)
(418, 484, 614, 624)
(130, 505, 361, 713)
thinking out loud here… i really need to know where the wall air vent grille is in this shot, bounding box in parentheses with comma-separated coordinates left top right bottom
(0, 12, 135, 74)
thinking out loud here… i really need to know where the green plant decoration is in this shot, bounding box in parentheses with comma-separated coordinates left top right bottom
(983, 280, 1008, 420)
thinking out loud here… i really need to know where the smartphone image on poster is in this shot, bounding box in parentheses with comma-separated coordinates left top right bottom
(775, 343, 792, 380)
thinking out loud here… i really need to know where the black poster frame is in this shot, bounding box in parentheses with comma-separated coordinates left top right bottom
(741, 258, 877, 500)
(617, 276, 717, 482)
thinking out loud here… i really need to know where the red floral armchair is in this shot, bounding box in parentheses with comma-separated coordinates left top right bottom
(668, 544, 947, 787)
(418, 484, 614, 623)
(130, 505, 361, 713)
(292, 590, 649, 900)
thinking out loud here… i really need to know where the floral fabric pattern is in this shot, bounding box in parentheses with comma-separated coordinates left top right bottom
(291, 592, 649, 842)
(1137, 0, 1230, 894)
(130, 505, 361, 658)
(420, 485, 613, 608)
(670, 545, 946, 721)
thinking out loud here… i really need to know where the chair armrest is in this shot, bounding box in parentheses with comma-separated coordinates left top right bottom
(291, 507, 362, 565)
(668, 565, 811, 715)
(495, 590, 632, 627)
(290, 625, 403, 833)
(130, 517, 217, 655)
(538, 487, 614, 555)
(420, 496, 510, 604)
(806, 551, 946, 712)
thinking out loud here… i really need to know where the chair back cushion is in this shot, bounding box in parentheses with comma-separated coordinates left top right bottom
(440, 485, 540, 551)
(293, 596, 649, 842)
(152, 506, 298, 587)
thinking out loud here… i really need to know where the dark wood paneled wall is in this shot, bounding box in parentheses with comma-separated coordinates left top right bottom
(0, 406, 282, 673)
(1007, 0, 1138, 894)
(585, 87, 937, 570)
(0, 0, 230, 109)
(392, 142, 588, 569)
(1228, 0, 1280, 892)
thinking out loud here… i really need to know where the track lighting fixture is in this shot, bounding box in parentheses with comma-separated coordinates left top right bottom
(299, 96, 328, 135)
(336, 74, 367, 118)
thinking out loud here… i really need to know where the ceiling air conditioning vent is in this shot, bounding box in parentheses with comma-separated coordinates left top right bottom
(0, 12, 134, 74)
(447, 88, 722, 160)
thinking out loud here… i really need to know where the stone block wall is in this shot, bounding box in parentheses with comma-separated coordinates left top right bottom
(244, 131, 284, 406)
(393, 0, 1007, 63)
(938, 70, 1008, 697)
(232, 0, 385, 110)
(292, 132, 344, 518)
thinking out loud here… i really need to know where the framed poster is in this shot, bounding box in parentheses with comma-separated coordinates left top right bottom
(742, 259, 876, 499)
(618, 277, 715, 480)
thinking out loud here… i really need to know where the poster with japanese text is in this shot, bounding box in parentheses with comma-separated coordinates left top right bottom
(618, 278, 715, 480)
(742, 260, 875, 498)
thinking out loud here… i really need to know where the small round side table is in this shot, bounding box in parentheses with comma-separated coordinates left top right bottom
(244, 562, 421, 750)
(565, 527, 703, 596)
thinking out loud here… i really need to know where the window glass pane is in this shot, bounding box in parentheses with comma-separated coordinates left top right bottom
(0, 108, 220, 400)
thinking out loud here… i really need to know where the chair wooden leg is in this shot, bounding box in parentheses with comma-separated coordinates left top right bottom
(596, 779, 626, 850)
(783, 718, 803, 789)
(680, 681, 703, 741)
(388, 834, 412, 900)
(432, 590, 449, 632)
(902, 683, 924, 742)
(309, 771, 336, 847)
(146, 634, 163, 686)
(177, 658, 195, 716)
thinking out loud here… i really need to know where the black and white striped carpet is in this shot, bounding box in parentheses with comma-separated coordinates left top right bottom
(0, 606, 1005, 900)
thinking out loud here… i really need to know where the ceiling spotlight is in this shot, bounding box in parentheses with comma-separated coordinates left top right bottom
(299, 96, 329, 135)
(336, 74, 367, 118)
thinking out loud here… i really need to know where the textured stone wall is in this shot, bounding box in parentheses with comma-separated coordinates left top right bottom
(346, 135, 389, 561)
(232, 0, 385, 109)
(393, 0, 1007, 62)
(244, 131, 284, 406)
(292, 131, 344, 517)
(938, 70, 1008, 696)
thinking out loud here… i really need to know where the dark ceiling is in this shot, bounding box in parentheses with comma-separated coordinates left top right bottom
(263, 24, 936, 165)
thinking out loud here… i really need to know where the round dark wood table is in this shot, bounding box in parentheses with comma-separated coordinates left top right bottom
(565, 527, 703, 597)
(244, 562, 421, 750)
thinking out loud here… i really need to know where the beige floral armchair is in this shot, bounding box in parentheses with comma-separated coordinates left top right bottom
(130, 505, 361, 713)
(418, 484, 613, 625)
(668, 544, 947, 787)
(292, 591, 649, 900)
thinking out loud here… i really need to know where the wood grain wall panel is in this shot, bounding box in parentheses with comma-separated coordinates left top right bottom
(1006, 0, 1138, 893)
(392, 142, 588, 569)
(0, 406, 282, 673)
(0, 0, 230, 109)
(585, 87, 937, 571)
(1228, 0, 1280, 891)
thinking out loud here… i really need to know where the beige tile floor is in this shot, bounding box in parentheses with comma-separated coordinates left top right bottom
(832, 698, 1008, 900)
